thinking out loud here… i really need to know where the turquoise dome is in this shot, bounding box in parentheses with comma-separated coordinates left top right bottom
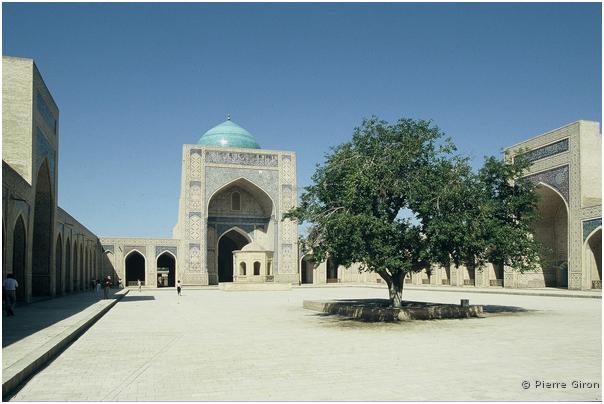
(197, 118, 260, 149)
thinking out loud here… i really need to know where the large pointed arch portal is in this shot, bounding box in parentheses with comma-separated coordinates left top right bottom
(207, 178, 273, 284)
(534, 183, 569, 288)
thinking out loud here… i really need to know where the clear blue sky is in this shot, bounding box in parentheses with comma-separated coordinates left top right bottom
(3, 3, 601, 238)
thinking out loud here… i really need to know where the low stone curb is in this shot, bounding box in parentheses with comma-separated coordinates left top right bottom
(303, 299, 483, 322)
(2, 289, 129, 399)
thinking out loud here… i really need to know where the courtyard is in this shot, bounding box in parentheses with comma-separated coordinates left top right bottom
(8, 287, 602, 401)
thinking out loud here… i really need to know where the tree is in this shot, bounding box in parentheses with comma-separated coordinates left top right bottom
(478, 155, 541, 273)
(285, 117, 454, 307)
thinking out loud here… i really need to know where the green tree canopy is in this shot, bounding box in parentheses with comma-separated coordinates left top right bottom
(286, 117, 541, 307)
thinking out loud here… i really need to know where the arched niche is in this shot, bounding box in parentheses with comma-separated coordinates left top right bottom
(73, 241, 79, 291)
(207, 178, 274, 218)
(300, 254, 315, 284)
(157, 251, 176, 287)
(65, 238, 71, 293)
(534, 183, 569, 287)
(32, 160, 53, 296)
(125, 250, 146, 286)
(585, 227, 602, 289)
(55, 234, 63, 295)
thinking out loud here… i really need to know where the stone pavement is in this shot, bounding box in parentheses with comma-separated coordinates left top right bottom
(8, 287, 602, 401)
(2, 288, 127, 398)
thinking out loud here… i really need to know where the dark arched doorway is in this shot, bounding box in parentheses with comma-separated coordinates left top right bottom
(157, 252, 176, 287)
(73, 241, 79, 291)
(125, 251, 146, 286)
(79, 243, 83, 290)
(534, 184, 568, 287)
(301, 255, 314, 284)
(326, 257, 338, 283)
(85, 248, 89, 289)
(55, 235, 62, 295)
(586, 228, 602, 289)
(12, 216, 27, 302)
(65, 238, 71, 293)
(32, 161, 53, 297)
(218, 230, 249, 282)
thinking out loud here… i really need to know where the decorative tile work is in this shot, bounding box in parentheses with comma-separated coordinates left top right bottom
(522, 138, 569, 163)
(102, 245, 114, 253)
(570, 272, 582, 288)
(205, 167, 279, 206)
(124, 246, 146, 257)
(155, 246, 177, 258)
(190, 151, 202, 179)
(207, 222, 256, 238)
(581, 206, 602, 220)
(281, 220, 297, 243)
(525, 165, 569, 202)
(206, 150, 278, 167)
(567, 134, 582, 284)
(188, 181, 201, 210)
(189, 244, 200, 271)
(281, 244, 293, 273)
(207, 216, 269, 226)
(281, 155, 293, 183)
(281, 185, 293, 212)
(582, 218, 602, 241)
(188, 213, 201, 240)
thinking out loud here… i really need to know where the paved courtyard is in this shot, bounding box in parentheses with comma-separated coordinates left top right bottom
(9, 287, 601, 401)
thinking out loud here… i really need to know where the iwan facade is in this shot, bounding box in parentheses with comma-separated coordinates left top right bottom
(100, 118, 299, 287)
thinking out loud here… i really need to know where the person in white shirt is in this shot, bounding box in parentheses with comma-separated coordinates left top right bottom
(137, 279, 141, 292)
(176, 280, 182, 296)
(3, 274, 18, 316)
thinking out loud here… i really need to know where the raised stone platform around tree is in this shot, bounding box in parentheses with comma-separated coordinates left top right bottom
(303, 298, 483, 321)
(219, 282, 292, 291)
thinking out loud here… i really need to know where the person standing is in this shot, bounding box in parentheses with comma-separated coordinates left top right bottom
(103, 276, 111, 299)
(176, 280, 182, 296)
(3, 274, 18, 316)
(95, 279, 102, 298)
(137, 279, 141, 292)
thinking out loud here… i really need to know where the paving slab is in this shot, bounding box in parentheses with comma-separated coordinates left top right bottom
(8, 287, 601, 401)
(2, 289, 128, 398)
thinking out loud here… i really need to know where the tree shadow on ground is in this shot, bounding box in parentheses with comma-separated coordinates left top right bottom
(307, 298, 530, 324)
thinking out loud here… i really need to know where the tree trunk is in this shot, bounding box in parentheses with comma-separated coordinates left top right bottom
(376, 270, 406, 308)
(387, 271, 405, 308)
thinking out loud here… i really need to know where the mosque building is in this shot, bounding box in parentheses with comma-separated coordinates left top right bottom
(99, 116, 299, 287)
(2, 55, 602, 303)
